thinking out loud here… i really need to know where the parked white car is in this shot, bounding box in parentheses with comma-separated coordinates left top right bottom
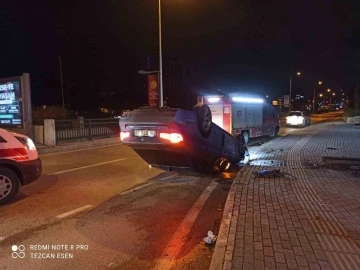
(286, 111, 311, 127)
(0, 129, 42, 205)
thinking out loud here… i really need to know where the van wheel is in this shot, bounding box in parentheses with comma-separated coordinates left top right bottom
(242, 131, 249, 145)
(270, 126, 280, 137)
(193, 104, 212, 138)
(0, 168, 20, 205)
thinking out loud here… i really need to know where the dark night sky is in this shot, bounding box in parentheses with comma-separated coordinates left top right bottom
(1, 0, 359, 109)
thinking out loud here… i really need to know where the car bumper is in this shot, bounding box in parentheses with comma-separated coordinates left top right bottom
(286, 122, 304, 126)
(21, 158, 42, 185)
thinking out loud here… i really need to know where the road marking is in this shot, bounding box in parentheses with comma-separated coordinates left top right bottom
(158, 173, 178, 181)
(49, 158, 127, 175)
(0, 236, 5, 242)
(56, 205, 93, 219)
(153, 179, 219, 270)
(120, 182, 154, 196)
(40, 143, 123, 157)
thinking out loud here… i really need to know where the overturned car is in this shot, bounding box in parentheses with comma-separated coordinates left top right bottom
(119, 104, 247, 173)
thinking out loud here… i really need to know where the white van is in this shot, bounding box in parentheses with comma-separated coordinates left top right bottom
(0, 128, 42, 205)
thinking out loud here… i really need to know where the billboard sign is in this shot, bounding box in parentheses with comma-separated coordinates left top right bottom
(0, 77, 23, 127)
(148, 74, 159, 107)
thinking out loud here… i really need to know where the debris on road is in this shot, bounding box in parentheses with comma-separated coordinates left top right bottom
(203, 231, 217, 245)
(253, 169, 296, 179)
(303, 161, 327, 169)
(325, 147, 338, 150)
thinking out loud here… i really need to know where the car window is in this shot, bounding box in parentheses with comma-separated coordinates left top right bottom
(288, 112, 302, 116)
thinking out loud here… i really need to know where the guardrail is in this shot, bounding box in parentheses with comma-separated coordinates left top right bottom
(54, 118, 120, 141)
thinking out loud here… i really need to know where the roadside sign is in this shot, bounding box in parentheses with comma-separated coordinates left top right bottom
(0, 77, 23, 127)
(284, 95, 290, 107)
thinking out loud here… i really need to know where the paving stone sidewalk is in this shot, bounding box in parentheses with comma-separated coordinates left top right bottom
(211, 122, 360, 270)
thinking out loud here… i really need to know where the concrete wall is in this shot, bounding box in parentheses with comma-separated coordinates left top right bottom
(34, 125, 44, 144)
(44, 119, 56, 146)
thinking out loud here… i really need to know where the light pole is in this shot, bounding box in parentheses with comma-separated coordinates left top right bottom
(326, 89, 331, 104)
(313, 81, 322, 114)
(330, 92, 335, 104)
(158, 0, 164, 108)
(289, 72, 301, 112)
(58, 55, 65, 109)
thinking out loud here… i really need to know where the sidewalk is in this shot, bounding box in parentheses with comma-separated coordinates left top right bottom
(36, 137, 122, 154)
(211, 121, 360, 269)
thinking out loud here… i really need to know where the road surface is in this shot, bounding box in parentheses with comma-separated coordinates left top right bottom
(0, 111, 342, 270)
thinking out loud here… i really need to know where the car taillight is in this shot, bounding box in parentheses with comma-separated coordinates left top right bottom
(120, 132, 130, 141)
(159, 133, 183, 143)
(15, 136, 36, 150)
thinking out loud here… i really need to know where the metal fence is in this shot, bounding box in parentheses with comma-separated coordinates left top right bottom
(54, 118, 120, 141)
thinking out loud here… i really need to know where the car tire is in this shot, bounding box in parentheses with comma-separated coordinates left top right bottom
(242, 131, 249, 145)
(236, 134, 247, 160)
(0, 168, 20, 205)
(193, 104, 212, 138)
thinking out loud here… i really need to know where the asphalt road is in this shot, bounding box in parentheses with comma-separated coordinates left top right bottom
(0, 111, 342, 270)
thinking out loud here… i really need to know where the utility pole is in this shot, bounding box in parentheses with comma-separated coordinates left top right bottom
(158, 0, 164, 108)
(58, 55, 65, 109)
(289, 76, 292, 112)
(312, 87, 316, 114)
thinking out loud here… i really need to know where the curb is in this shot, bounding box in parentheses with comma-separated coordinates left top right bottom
(37, 138, 123, 155)
(209, 165, 246, 270)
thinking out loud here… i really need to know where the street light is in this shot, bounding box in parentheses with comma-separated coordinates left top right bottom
(330, 92, 335, 104)
(289, 72, 301, 112)
(313, 80, 323, 114)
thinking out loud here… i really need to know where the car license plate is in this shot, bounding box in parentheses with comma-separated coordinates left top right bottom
(134, 129, 156, 137)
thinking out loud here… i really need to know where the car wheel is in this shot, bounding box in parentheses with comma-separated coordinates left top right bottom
(193, 104, 212, 138)
(236, 134, 247, 159)
(0, 168, 20, 205)
(242, 131, 249, 145)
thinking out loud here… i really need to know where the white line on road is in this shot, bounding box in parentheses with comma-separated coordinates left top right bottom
(49, 158, 127, 175)
(157, 173, 178, 181)
(56, 205, 93, 219)
(40, 143, 123, 157)
(120, 182, 154, 196)
(153, 179, 219, 270)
